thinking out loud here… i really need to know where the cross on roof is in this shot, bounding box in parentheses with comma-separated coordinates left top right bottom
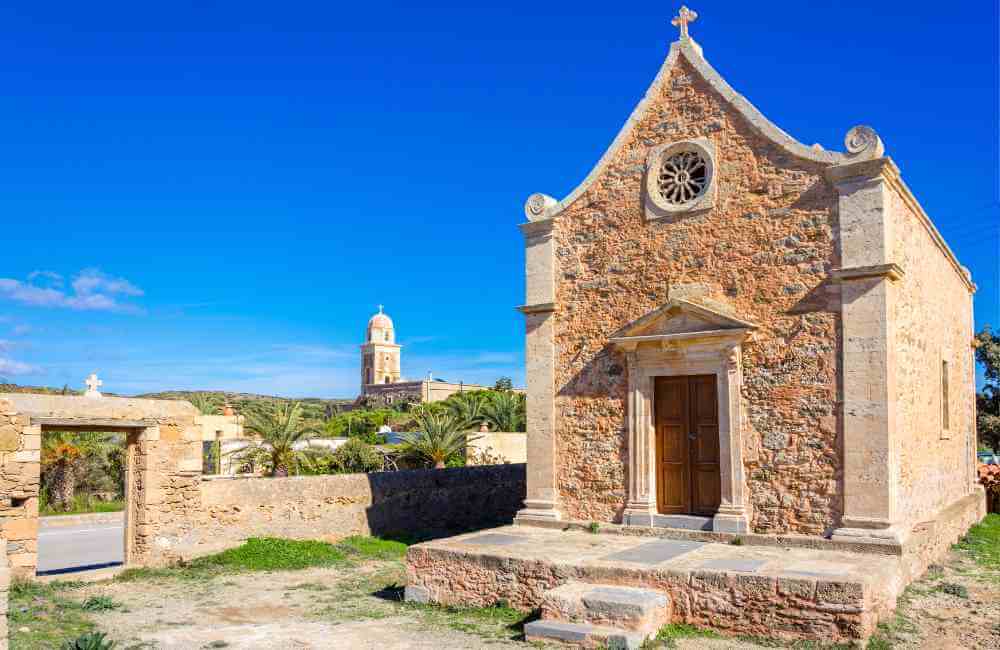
(671, 5, 698, 40)
(84, 373, 103, 396)
(378, 304, 384, 314)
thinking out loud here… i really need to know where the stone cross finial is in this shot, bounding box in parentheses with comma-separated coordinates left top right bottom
(671, 5, 698, 40)
(84, 373, 103, 397)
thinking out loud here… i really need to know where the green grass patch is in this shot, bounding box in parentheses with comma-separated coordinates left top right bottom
(337, 536, 408, 561)
(80, 595, 122, 612)
(955, 513, 1000, 571)
(404, 601, 534, 642)
(118, 535, 412, 584)
(190, 538, 347, 572)
(40, 495, 124, 517)
(652, 623, 721, 647)
(8, 579, 96, 650)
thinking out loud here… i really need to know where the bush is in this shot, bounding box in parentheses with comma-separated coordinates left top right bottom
(61, 632, 115, 650)
(323, 409, 393, 444)
(306, 439, 384, 475)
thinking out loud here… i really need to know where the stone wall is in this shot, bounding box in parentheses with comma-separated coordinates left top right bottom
(0, 401, 40, 575)
(467, 432, 527, 464)
(0, 393, 202, 575)
(161, 464, 526, 558)
(889, 185, 977, 529)
(550, 57, 842, 534)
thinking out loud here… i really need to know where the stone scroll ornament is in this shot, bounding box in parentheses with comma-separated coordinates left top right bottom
(524, 193, 558, 221)
(844, 125, 885, 160)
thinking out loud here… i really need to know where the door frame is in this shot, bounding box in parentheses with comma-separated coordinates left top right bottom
(614, 336, 752, 534)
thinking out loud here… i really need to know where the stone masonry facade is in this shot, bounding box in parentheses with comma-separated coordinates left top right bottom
(515, 31, 983, 547)
(550, 56, 842, 534)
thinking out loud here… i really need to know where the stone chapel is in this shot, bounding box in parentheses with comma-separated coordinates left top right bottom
(515, 8, 984, 547)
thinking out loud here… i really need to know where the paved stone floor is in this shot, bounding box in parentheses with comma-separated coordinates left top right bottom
(438, 525, 902, 587)
(407, 525, 909, 640)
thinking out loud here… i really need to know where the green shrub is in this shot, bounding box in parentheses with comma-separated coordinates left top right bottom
(61, 631, 115, 650)
(323, 409, 394, 444)
(81, 595, 121, 612)
(328, 438, 383, 474)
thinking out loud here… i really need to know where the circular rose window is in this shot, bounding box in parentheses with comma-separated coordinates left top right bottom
(657, 150, 708, 205)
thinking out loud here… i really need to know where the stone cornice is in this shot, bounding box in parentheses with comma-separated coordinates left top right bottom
(610, 327, 754, 352)
(516, 302, 557, 315)
(831, 263, 905, 283)
(824, 156, 899, 186)
(826, 157, 976, 294)
(30, 417, 155, 428)
(518, 219, 554, 240)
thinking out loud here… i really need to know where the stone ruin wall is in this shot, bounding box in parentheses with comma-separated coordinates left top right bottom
(1, 392, 527, 575)
(888, 184, 977, 528)
(0, 394, 204, 575)
(149, 464, 527, 560)
(551, 58, 844, 535)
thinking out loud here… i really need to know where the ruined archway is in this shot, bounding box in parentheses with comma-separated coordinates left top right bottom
(0, 393, 203, 577)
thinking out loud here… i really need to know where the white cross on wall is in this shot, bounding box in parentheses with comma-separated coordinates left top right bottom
(672, 5, 698, 40)
(84, 373, 103, 397)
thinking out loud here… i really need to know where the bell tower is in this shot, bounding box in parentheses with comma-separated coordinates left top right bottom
(361, 305, 402, 392)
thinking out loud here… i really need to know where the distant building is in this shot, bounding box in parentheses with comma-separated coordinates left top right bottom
(359, 306, 490, 404)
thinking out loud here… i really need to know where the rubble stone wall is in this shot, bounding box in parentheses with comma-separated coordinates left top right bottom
(164, 464, 526, 558)
(0, 394, 202, 575)
(551, 58, 842, 534)
(406, 545, 877, 641)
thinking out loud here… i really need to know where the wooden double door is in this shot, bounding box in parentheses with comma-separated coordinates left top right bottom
(654, 375, 721, 516)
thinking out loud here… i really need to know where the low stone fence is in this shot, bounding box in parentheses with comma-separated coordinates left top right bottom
(161, 464, 526, 560)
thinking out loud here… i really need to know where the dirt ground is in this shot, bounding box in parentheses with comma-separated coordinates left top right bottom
(12, 545, 1000, 649)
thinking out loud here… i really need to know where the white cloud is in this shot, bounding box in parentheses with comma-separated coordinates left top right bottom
(72, 268, 143, 298)
(11, 324, 32, 336)
(27, 270, 64, 289)
(0, 357, 40, 376)
(0, 269, 144, 313)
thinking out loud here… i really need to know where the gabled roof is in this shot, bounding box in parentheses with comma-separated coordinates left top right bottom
(609, 298, 757, 349)
(523, 37, 884, 223)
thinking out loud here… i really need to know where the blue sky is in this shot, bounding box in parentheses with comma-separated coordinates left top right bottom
(1, 1, 997, 398)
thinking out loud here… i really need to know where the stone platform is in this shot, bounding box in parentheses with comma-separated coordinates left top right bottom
(405, 524, 910, 643)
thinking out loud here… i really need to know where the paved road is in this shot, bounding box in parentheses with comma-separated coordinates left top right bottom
(38, 520, 124, 574)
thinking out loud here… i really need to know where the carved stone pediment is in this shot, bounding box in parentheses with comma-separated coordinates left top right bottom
(609, 299, 756, 351)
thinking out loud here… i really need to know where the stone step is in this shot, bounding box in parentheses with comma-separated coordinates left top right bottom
(523, 620, 646, 649)
(540, 581, 671, 634)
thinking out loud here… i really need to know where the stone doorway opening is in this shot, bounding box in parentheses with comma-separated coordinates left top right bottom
(36, 422, 137, 575)
(1, 392, 203, 579)
(653, 374, 721, 518)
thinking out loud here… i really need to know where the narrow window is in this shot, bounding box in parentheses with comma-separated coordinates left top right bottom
(941, 359, 950, 431)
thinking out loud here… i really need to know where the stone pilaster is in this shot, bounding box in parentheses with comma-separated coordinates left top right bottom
(516, 217, 560, 522)
(826, 158, 906, 545)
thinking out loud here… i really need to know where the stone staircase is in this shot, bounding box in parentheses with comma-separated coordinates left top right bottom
(524, 582, 671, 649)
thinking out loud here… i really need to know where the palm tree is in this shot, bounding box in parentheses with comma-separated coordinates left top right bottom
(42, 431, 119, 510)
(42, 440, 81, 510)
(483, 391, 526, 432)
(232, 401, 318, 477)
(400, 408, 480, 469)
(446, 392, 488, 431)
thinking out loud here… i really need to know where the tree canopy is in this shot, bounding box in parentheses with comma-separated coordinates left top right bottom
(976, 326, 1000, 452)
